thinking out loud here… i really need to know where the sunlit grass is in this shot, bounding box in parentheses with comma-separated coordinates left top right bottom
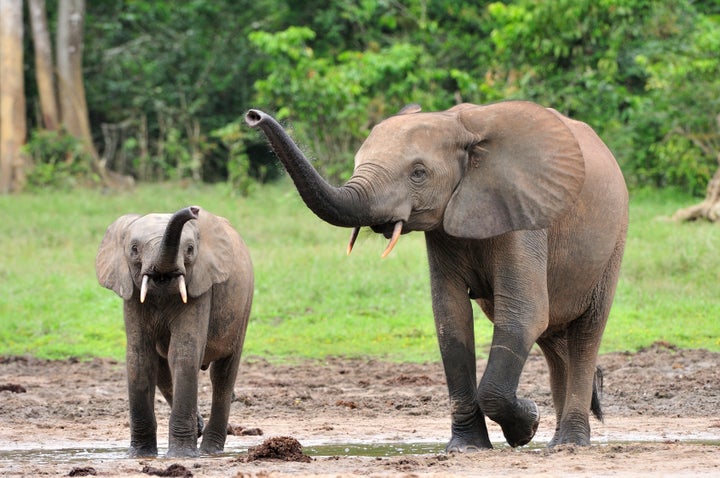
(1, 182, 718, 362)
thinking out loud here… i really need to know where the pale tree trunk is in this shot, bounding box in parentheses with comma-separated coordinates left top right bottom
(0, 0, 27, 194)
(29, 0, 59, 131)
(672, 115, 720, 221)
(56, 0, 133, 189)
(56, 0, 94, 154)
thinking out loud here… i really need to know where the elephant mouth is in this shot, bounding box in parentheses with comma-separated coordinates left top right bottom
(140, 271, 188, 304)
(347, 221, 404, 258)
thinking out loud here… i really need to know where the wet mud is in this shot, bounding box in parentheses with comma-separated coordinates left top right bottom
(1, 342, 720, 476)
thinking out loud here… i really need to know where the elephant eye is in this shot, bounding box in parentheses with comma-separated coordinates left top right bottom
(186, 244, 195, 256)
(130, 243, 139, 255)
(410, 165, 428, 184)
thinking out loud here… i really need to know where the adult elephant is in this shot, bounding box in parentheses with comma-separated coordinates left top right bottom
(245, 101, 628, 450)
(96, 206, 254, 457)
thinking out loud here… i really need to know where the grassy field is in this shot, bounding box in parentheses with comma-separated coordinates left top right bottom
(1, 181, 718, 362)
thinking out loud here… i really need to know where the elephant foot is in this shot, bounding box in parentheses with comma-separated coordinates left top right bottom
(548, 419, 591, 447)
(446, 436, 492, 453)
(498, 398, 540, 448)
(446, 413, 493, 452)
(166, 445, 200, 458)
(127, 445, 157, 458)
(200, 442, 225, 455)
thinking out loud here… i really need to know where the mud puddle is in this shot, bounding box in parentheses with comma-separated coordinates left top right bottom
(3, 437, 719, 467)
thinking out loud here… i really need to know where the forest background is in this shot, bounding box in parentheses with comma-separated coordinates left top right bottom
(1, 0, 719, 196)
(1, 1, 720, 361)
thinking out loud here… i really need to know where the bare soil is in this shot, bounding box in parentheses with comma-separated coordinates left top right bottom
(1, 342, 720, 477)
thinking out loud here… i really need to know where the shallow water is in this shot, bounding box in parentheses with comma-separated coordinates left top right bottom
(2, 438, 719, 466)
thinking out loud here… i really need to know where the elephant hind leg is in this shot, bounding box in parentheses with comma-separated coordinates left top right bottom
(536, 333, 568, 446)
(553, 242, 623, 447)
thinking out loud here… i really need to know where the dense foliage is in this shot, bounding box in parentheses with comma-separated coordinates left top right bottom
(22, 0, 720, 193)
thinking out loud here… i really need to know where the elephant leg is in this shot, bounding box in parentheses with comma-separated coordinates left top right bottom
(200, 353, 241, 454)
(426, 245, 491, 451)
(158, 357, 204, 439)
(124, 321, 159, 457)
(165, 334, 202, 458)
(550, 315, 602, 446)
(536, 333, 569, 447)
(478, 329, 541, 447)
(553, 242, 623, 447)
(477, 233, 549, 447)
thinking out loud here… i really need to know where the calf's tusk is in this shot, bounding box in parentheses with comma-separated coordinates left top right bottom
(347, 227, 360, 255)
(140, 275, 149, 303)
(178, 275, 188, 304)
(381, 221, 403, 259)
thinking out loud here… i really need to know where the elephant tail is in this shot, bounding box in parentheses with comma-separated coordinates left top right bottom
(591, 366, 604, 422)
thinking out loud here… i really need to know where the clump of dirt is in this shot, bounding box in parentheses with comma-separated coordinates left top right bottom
(0, 383, 26, 393)
(68, 466, 97, 476)
(227, 424, 263, 436)
(244, 436, 312, 463)
(142, 463, 193, 477)
(335, 399, 358, 409)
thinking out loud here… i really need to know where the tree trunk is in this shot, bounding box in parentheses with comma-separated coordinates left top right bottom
(0, 0, 27, 194)
(673, 115, 720, 222)
(56, 0, 134, 190)
(29, 0, 59, 131)
(672, 157, 720, 221)
(56, 0, 94, 152)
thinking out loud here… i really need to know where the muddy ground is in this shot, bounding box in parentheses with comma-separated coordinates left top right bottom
(1, 342, 719, 477)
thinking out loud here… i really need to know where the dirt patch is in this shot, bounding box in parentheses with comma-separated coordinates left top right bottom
(244, 437, 311, 463)
(141, 463, 193, 477)
(0, 383, 26, 393)
(1, 342, 720, 477)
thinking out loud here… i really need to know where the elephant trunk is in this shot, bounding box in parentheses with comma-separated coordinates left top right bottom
(156, 206, 199, 267)
(140, 206, 199, 304)
(245, 109, 375, 228)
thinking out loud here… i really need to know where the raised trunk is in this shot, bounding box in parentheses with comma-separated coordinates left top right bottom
(156, 206, 199, 268)
(245, 109, 372, 228)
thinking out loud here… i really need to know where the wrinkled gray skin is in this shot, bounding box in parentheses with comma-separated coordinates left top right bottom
(96, 206, 253, 457)
(246, 101, 628, 450)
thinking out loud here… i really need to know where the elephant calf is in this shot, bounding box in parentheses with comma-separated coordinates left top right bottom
(96, 206, 253, 457)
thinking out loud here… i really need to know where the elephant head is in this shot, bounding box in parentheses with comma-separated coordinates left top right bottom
(96, 206, 235, 304)
(245, 101, 586, 255)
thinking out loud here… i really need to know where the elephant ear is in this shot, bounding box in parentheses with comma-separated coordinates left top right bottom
(444, 101, 585, 239)
(189, 209, 237, 297)
(397, 103, 422, 115)
(96, 214, 141, 300)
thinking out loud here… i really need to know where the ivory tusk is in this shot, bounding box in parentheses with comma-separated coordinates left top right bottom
(381, 221, 403, 259)
(178, 275, 188, 304)
(140, 275, 149, 303)
(347, 227, 360, 255)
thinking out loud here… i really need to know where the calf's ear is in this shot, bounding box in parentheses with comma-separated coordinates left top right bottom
(96, 214, 141, 300)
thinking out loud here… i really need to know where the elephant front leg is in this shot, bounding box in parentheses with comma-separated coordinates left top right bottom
(200, 354, 241, 454)
(125, 342, 159, 457)
(478, 333, 541, 447)
(166, 337, 203, 458)
(441, 338, 492, 452)
(475, 232, 550, 447)
(430, 274, 492, 451)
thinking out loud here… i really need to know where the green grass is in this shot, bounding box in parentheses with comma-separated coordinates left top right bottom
(1, 182, 719, 362)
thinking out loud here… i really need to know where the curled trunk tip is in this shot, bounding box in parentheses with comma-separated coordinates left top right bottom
(245, 109, 264, 128)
